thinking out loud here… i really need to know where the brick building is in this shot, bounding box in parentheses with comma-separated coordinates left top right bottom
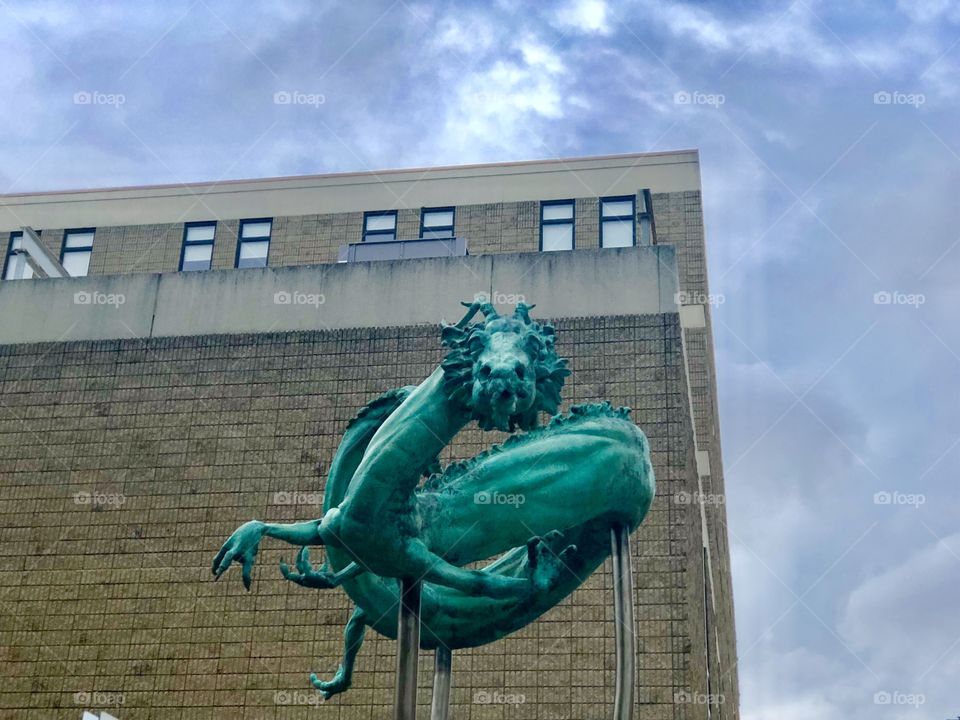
(0, 151, 738, 719)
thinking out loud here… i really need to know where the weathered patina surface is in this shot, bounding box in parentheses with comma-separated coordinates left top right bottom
(212, 302, 656, 698)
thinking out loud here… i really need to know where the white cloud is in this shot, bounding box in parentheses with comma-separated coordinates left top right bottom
(428, 37, 568, 160)
(896, 0, 960, 23)
(840, 533, 960, 672)
(432, 10, 498, 54)
(637, 0, 855, 70)
(551, 0, 612, 36)
(744, 692, 846, 720)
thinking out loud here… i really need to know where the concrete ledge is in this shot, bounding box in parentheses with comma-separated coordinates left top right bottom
(0, 246, 679, 345)
(0, 152, 700, 230)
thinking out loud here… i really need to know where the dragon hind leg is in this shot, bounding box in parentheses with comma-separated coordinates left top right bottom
(280, 547, 365, 589)
(406, 534, 576, 599)
(310, 605, 367, 699)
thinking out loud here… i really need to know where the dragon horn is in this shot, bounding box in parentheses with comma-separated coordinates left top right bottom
(454, 301, 483, 328)
(514, 303, 536, 323)
(479, 302, 500, 320)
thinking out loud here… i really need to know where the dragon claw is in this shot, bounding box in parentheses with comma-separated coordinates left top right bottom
(526, 531, 577, 592)
(211, 520, 265, 590)
(280, 547, 340, 588)
(310, 666, 350, 700)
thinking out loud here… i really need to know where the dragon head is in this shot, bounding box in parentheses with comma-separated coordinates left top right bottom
(440, 301, 570, 432)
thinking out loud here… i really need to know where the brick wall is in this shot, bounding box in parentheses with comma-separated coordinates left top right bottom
(652, 190, 739, 716)
(35, 192, 686, 277)
(0, 315, 711, 719)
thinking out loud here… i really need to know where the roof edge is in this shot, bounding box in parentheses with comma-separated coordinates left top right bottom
(0, 149, 701, 200)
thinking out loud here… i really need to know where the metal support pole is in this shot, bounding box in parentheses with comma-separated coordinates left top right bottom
(611, 524, 636, 720)
(430, 646, 452, 720)
(395, 576, 422, 720)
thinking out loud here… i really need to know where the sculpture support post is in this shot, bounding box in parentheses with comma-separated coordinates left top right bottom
(395, 576, 422, 720)
(430, 647, 452, 720)
(611, 524, 636, 720)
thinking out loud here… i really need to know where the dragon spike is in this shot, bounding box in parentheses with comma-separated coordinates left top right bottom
(454, 300, 499, 328)
(513, 303, 537, 324)
(478, 302, 500, 321)
(454, 301, 483, 328)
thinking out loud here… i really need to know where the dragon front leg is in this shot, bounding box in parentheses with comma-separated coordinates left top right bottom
(280, 547, 365, 589)
(212, 518, 326, 590)
(310, 606, 367, 699)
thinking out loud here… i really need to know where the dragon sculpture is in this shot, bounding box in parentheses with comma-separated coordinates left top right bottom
(212, 301, 656, 698)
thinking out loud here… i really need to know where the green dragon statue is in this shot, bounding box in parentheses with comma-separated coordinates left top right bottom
(212, 301, 656, 698)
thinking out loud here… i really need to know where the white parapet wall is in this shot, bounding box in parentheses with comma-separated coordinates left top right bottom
(0, 246, 679, 344)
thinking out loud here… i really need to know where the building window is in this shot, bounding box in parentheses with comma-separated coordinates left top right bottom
(61, 228, 95, 277)
(420, 207, 455, 239)
(363, 210, 397, 241)
(540, 200, 574, 252)
(600, 196, 636, 248)
(637, 189, 656, 245)
(180, 222, 216, 272)
(3, 231, 34, 280)
(236, 219, 271, 269)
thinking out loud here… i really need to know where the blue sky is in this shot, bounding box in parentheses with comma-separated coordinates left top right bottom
(2, 1, 958, 718)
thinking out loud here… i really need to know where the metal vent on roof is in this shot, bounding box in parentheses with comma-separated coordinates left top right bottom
(338, 237, 467, 263)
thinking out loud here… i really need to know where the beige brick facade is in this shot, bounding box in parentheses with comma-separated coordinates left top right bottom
(0, 316, 715, 719)
(0, 154, 738, 718)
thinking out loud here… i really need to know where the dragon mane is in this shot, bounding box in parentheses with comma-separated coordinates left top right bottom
(439, 302, 570, 431)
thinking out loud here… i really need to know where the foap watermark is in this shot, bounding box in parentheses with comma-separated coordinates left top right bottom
(474, 491, 525, 507)
(274, 689, 322, 707)
(74, 491, 126, 508)
(473, 290, 527, 305)
(473, 690, 526, 705)
(675, 290, 725, 307)
(73, 690, 125, 707)
(675, 490, 725, 506)
(73, 90, 126, 107)
(674, 90, 725, 108)
(874, 490, 925, 508)
(675, 690, 725, 705)
(274, 290, 325, 307)
(873, 290, 925, 308)
(74, 290, 126, 308)
(273, 490, 322, 506)
(273, 90, 325, 108)
(874, 690, 925, 707)
(873, 91, 925, 108)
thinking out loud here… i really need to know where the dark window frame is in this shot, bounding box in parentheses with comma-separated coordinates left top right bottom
(60, 227, 96, 277)
(419, 206, 456, 239)
(637, 189, 657, 245)
(3, 230, 44, 280)
(539, 199, 576, 252)
(2, 231, 23, 279)
(363, 210, 398, 242)
(235, 217, 272, 269)
(179, 221, 217, 272)
(600, 195, 636, 248)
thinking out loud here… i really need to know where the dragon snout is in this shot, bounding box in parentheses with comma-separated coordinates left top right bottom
(482, 370, 527, 403)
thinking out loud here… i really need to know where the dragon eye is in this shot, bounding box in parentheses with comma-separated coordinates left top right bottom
(479, 365, 492, 378)
(514, 364, 525, 379)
